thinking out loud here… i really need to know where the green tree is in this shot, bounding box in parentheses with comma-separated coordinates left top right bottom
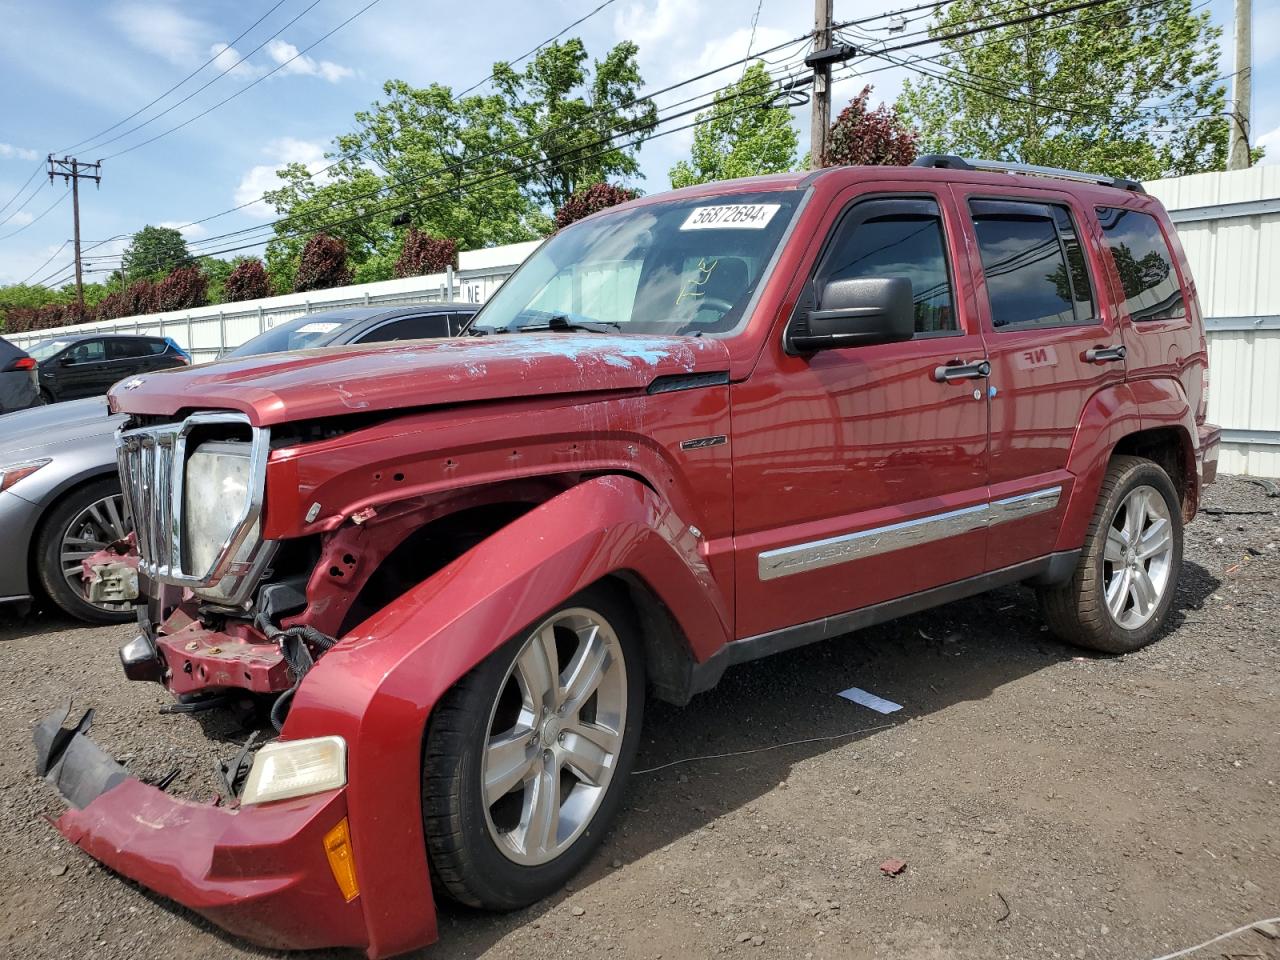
(669, 62, 798, 188)
(199, 256, 237, 304)
(121, 225, 192, 282)
(895, 0, 1227, 180)
(492, 39, 658, 209)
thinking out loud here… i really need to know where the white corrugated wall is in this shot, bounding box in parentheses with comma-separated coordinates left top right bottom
(1146, 166, 1280, 477)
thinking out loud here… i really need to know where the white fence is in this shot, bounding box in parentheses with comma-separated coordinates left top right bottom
(1147, 166, 1280, 478)
(10, 169, 1280, 476)
(6, 240, 541, 363)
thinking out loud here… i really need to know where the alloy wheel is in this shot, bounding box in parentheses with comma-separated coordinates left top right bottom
(59, 493, 130, 612)
(481, 607, 627, 866)
(1102, 484, 1174, 630)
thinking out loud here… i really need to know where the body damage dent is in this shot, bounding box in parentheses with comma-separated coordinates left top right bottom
(280, 475, 729, 957)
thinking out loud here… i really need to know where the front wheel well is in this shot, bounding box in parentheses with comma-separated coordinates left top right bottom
(600, 571, 700, 706)
(1112, 426, 1196, 521)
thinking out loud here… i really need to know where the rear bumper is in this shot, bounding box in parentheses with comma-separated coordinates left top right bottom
(1198, 422, 1221, 488)
(33, 703, 380, 955)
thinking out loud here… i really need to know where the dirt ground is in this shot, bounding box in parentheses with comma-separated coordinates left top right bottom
(1, 475, 1278, 960)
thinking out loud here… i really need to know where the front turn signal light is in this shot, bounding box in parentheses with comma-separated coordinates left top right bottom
(323, 817, 360, 902)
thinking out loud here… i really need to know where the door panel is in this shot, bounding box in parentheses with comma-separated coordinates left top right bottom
(951, 185, 1125, 570)
(732, 184, 990, 640)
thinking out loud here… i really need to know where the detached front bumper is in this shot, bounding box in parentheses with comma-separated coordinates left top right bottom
(34, 703, 370, 954)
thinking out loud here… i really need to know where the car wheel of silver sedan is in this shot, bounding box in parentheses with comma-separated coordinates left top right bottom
(35, 478, 135, 624)
(423, 584, 644, 910)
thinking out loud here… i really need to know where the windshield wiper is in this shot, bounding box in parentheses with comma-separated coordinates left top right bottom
(519, 314, 621, 334)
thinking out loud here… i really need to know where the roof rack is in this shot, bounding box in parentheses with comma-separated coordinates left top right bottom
(911, 154, 1145, 194)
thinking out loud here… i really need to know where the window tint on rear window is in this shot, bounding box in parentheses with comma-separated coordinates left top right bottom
(1095, 206, 1185, 321)
(108, 338, 150, 360)
(969, 199, 1096, 330)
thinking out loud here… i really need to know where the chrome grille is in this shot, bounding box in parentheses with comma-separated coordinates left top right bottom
(116, 411, 270, 600)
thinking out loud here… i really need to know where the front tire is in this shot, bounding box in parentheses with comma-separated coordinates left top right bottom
(423, 584, 644, 909)
(1038, 455, 1183, 653)
(35, 478, 134, 624)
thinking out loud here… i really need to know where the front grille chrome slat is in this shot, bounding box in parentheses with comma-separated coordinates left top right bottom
(115, 412, 270, 605)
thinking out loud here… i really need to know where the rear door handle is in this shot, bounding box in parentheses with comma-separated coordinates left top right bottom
(933, 359, 991, 382)
(1084, 344, 1126, 363)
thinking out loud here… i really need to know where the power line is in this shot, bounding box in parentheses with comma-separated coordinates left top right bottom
(18, 239, 71, 285)
(0, 163, 43, 220)
(59, 0, 293, 154)
(0, 189, 69, 241)
(0, 178, 48, 229)
(92, 0, 334, 157)
(83, 36, 817, 273)
(456, 0, 623, 98)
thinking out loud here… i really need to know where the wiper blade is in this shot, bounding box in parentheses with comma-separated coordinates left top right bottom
(520, 315, 621, 334)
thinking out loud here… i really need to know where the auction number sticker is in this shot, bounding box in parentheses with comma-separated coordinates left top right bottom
(680, 203, 781, 230)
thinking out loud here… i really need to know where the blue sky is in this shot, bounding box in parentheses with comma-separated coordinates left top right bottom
(0, 0, 1274, 286)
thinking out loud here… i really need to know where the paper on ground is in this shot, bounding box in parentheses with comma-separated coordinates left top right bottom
(838, 687, 903, 714)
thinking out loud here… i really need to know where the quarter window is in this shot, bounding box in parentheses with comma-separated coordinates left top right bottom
(969, 199, 1097, 330)
(1095, 207, 1185, 321)
(818, 197, 957, 334)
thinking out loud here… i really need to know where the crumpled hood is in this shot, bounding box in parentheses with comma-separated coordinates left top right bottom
(107, 334, 729, 426)
(0, 397, 122, 459)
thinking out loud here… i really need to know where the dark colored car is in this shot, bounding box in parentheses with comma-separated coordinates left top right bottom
(39, 160, 1219, 956)
(0, 302, 475, 622)
(27, 334, 190, 404)
(0, 336, 40, 413)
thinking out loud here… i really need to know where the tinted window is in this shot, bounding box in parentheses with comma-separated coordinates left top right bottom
(970, 200, 1095, 329)
(65, 340, 106, 363)
(224, 315, 348, 358)
(820, 197, 956, 334)
(107, 338, 151, 360)
(1095, 207, 1185, 321)
(357, 314, 452, 344)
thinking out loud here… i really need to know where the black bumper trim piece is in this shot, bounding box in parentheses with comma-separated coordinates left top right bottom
(33, 701, 130, 809)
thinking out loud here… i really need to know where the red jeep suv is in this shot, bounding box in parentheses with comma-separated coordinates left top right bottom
(36, 156, 1219, 958)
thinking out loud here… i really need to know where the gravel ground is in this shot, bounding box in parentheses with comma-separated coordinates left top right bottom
(1, 474, 1278, 960)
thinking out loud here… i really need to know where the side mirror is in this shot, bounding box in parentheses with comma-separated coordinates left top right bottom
(58, 354, 75, 366)
(787, 276, 915, 353)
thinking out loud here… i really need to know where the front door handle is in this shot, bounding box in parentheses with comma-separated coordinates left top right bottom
(933, 359, 991, 382)
(1084, 344, 1127, 363)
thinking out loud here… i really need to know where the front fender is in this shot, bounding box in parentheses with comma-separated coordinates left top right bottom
(283, 475, 729, 957)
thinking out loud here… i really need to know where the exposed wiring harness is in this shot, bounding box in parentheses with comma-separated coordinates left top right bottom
(254, 614, 339, 731)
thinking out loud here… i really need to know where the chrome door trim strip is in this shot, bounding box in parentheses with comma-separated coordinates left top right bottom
(757, 485, 1061, 581)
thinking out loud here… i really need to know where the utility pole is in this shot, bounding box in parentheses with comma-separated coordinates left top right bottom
(810, 0, 833, 169)
(1228, 0, 1253, 170)
(47, 156, 102, 312)
(805, 3, 856, 170)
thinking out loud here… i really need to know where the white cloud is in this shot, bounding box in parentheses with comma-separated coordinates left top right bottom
(1257, 125, 1280, 165)
(8, 211, 35, 227)
(209, 42, 265, 81)
(157, 220, 209, 239)
(234, 137, 332, 218)
(109, 3, 206, 65)
(266, 40, 354, 83)
(0, 143, 39, 162)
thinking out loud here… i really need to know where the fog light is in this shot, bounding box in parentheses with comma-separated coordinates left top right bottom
(323, 817, 360, 902)
(240, 736, 346, 804)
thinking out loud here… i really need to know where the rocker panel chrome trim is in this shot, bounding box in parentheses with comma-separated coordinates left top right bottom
(757, 485, 1061, 581)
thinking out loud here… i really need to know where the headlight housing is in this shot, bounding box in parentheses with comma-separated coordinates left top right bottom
(183, 440, 259, 599)
(0, 457, 50, 493)
(241, 736, 347, 805)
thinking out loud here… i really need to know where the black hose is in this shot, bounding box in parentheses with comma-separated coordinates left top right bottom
(256, 616, 339, 732)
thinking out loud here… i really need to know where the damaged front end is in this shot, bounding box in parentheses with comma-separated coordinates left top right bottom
(33, 702, 368, 952)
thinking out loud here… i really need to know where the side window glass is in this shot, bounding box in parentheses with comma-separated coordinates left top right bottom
(969, 199, 1095, 330)
(357, 315, 449, 344)
(68, 340, 105, 363)
(819, 198, 957, 334)
(1095, 207, 1185, 321)
(107, 339, 146, 360)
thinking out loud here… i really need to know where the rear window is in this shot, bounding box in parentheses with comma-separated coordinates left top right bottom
(1095, 207, 1185, 322)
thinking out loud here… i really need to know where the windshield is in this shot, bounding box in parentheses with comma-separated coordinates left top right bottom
(471, 190, 802, 337)
(28, 339, 73, 361)
(223, 315, 346, 358)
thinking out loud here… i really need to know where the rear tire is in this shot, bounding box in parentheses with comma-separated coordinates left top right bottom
(1038, 455, 1182, 653)
(35, 478, 134, 624)
(422, 584, 644, 909)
